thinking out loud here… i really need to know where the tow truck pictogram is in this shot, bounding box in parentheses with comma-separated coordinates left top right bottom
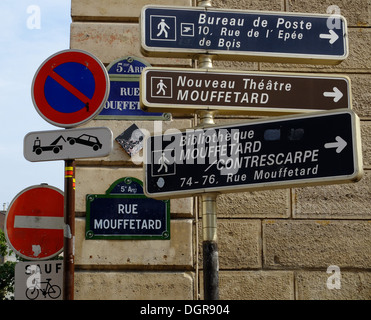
(33, 135, 66, 155)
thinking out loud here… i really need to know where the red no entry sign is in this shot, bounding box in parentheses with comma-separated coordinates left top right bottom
(31, 49, 110, 128)
(4, 185, 64, 260)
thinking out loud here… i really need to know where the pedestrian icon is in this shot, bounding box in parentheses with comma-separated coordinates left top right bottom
(156, 79, 167, 95)
(157, 19, 170, 38)
(158, 152, 170, 172)
(152, 149, 176, 177)
(151, 77, 173, 98)
(150, 15, 176, 41)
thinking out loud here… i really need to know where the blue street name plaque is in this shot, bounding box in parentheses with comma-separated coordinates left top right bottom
(86, 177, 170, 240)
(141, 6, 348, 64)
(97, 56, 171, 120)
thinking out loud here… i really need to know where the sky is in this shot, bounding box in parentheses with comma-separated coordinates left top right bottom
(0, 1, 71, 208)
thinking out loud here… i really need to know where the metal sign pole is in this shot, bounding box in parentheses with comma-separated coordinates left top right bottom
(198, 106, 220, 300)
(196, 5, 220, 295)
(201, 193, 219, 300)
(63, 159, 75, 300)
(197, 103, 219, 300)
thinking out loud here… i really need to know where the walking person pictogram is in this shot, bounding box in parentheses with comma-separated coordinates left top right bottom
(156, 79, 167, 95)
(157, 19, 170, 38)
(158, 151, 170, 173)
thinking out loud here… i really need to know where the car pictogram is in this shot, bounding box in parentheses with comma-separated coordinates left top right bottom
(67, 134, 102, 151)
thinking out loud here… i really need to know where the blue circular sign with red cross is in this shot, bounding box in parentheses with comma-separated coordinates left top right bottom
(31, 49, 110, 128)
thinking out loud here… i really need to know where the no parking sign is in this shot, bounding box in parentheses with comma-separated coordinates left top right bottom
(31, 49, 110, 128)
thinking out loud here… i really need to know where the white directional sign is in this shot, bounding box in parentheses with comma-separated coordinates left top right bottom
(144, 110, 363, 198)
(24, 127, 113, 162)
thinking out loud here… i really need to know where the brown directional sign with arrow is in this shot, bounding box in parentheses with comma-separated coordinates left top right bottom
(140, 67, 351, 115)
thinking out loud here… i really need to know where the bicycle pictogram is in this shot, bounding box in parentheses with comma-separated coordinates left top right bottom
(25, 278, 62, 300)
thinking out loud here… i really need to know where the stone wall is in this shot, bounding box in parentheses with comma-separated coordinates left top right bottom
(70, 0, 371, 299)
